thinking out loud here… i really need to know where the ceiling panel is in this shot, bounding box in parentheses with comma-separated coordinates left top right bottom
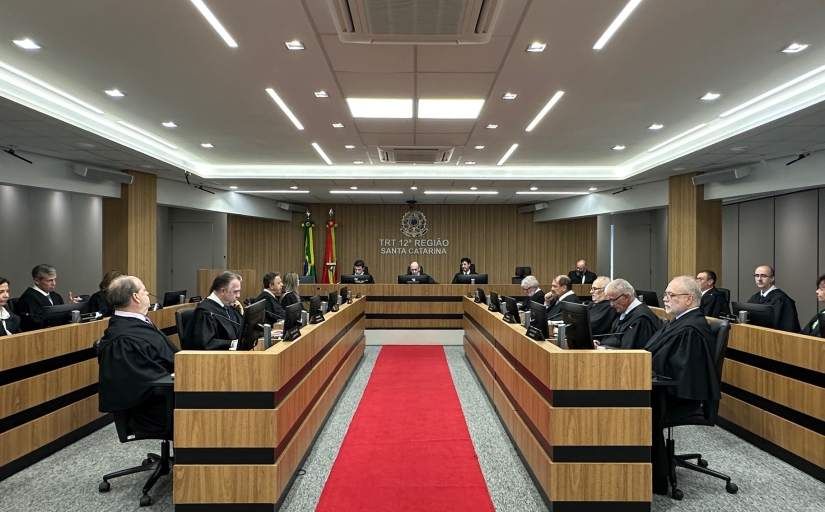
(336, 72, 415, 98)
(417, 37, 511, 73)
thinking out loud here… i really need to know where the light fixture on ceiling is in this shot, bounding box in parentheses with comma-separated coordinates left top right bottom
(474, 145, 485, 149)
(247, 190, 310, 194)
(330, 190, 403, 194)
(162, 121, 177, 128)
(497, 143, 519, 166)
(410, 186, 418, 190)
(229, 185, 238, 189)
(648, 123, 664, 130)
(720, 64, 825, 118)
(516, 191, 589, 195)
(647, 123, 707, 152)
(116, 121, 179, 149)
(344, 145, 356, 149)
(424, 190, 499, 195)
(190, 0, 238, 47)
(465, 161, 476, 165)
(314, 91, 329, 98)
(530, 186, 538, 191)
(105, 89, 125, 97)
(589, 187, 598, 191)
(486, 124, 498, 129)
(613, 145, 626, 150)
(525, 91, 564, 131)
(0, 60, 105, 114)
(332, 123, 344, 128)
(265, 88, 304, 130)
(350, 186, 358, 189)
(593, 0, 644, 50)
(346, 98, 413, 119)
(290, 186, 298, 189)
(201, 143, 214, 148)
(312, 142, 332, 165)
(418, 99, 485, 119)
(730, 146, 748, 152)
(470, 186, 478, 190)
(502, 93, 517, 100)
(353, 161, 364, 165)
(77, 142, 95, 149)
(672, 166, 687, 171)
(285, 40, 305, 50)
(781, 42, 809, 54)
(13, 39, 40, 50)
(701, 92, 721, 101)
(526, 42, 546, 53)
(140, 164, 153, 169)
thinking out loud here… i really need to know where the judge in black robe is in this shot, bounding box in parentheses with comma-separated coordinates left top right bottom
(567, 269, 597, 285)
(520, 289, 544, 312)
(801, 275, 825, 337)
(699, 287, 730, 318)
(546, 291, 582, 320)
(0, 278, 21, 336)
(589, 300, 618, 336)
(253, 290, 286, 322)
(87, 289, 114, 317)
(599, 300, 661, 349)
(746, 289, 800, 333)
(182, 296, 242, 350)
(17, 286, 65, 331)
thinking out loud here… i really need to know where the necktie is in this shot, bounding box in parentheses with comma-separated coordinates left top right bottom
(581, 274, 585, 284)
(758, 294, 765, 304)
(48, 294, 53, 306)
(144, 316, 154, 326)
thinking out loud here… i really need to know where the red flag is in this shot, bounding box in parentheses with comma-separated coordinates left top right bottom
(322, 217, 338, 284)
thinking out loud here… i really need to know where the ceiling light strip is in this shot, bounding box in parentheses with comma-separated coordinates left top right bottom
(647, 123, 708, 152)
(190, 0, 238, 48)
(497, 143, 519, 166)
(515, 191, 590, 195)
(525, 91, 564, 132)
(719, 65, 825, 118)
(116, 121, 179, 149)
(593, 0, 644, 50)
(240, 190, 310, 194)
(266, 88, 304, 130)
(330, 190, 403, 194)
(423, 191, 499, 195)
(0, 60, 104, 114)
(311, 142, 332, 165)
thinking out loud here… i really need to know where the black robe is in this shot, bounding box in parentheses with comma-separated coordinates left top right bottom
(0, 308, 21, 336)
(254, 290, 286, 322)
(644, 308, 720, 494)
(519, 289, 544, 312)
(451, 271, 475, 284)
(280, 292, 303, 312)
(17, 287, 65, 331)
(182, 298, 242, 350)
(87, 289, 114, 317)
(97, 315, 178, 434)
(600, 302, 661, 349)
(699, 287, 730, 318)
(747, 289, 801, 333)
(567, 270, 597, 285)
(589, 300, 618, 336)
(801, 311, 823, 337)
(546, 292, 582, 320)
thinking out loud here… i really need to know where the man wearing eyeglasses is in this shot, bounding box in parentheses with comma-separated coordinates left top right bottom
(597, 278, 661, 349)
(696, 270, 730, 318)
(519, 275, 544, 312)
(644, 276, 719, 495)
(588, 276, 617, 336)
(746, 265, 800, 333)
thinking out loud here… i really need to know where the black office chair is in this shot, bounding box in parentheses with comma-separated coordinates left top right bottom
(662, 318, 737, 500)
(298, 275, 316, 284)
(79, 294, 91, 302)
(175, 307, 195, 345)
(512, 266, 532, 284)
(717, 287, 731, 310)
(94, 339, 175, 507)
(818, 312, 825, 339)
(243, 296, 257, 306)
(7, 297, 18, 315)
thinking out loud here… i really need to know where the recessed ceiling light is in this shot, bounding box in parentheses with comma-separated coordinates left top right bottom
(140, 164, 153, 169)
(265, 88, 304, 130)
(589, 187, 598, 191)
(410, 186, 418, 190)
(13, 38, 40, 50)
(284, 40, 304, 50)
(418, 99, 485, 119)
(116, 121, 178, 149)
(345, 145, 356, 149)
(525, 91, 564, 132)
(105, 89, 124, 97)
(314, 91, 329, 98)
(613, 145, 626, 151)
(424, 190, 499, 195)
(190, 0, 238, 47)
(701, 92, 721, 101)
(526, 42, 546, 52)
(312, 142, 332, 165)
(470, 186, 478, 190)
(0, 61, 104, 114)
(530, 186, 538, 191)
(593, 0, 643, 50)
(465, 161, 476, 165)
(474, 145, 485, 150)
(647, 123, 708, 152)
(332, 123, 344, 128)
(648, 123, 664, 130)
(201, 143, 214, 148)
(672, 167, 687, 171)
(486, 124, 498, 129)
(497, 143, 519, 166)
(77, 142, 95, 149)
(229, 185, 238, 190)
(330, 190, 403, 194)
(350, 186, 358, 189)
(290, 186, 298, 189)
(516, 191, 589, 195)
(162, 121, 177, 128)
(245, 190, 310, 194)
(353, 161, 363, 165)
(719, 64, 825, 118)
(782, 42, 809, 54)
(502, 93, 518, 100)
(346, 98, 413, 119)
(730, 147, 748, 152)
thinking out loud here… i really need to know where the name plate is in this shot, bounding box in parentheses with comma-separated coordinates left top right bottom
(283, 326, 301, 342)
(310, 312, 325, 324)
(502, 312, 516, 324)
(526, 325, 545, 341)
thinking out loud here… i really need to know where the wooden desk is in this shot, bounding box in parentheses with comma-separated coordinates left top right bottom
(173, 297, 366, 508)
(0, 303, 194, 481)
(463, 298, 653, 509)
(650, 307, 825, 483)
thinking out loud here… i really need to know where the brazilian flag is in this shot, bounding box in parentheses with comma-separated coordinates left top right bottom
(302, 218, 316, 276)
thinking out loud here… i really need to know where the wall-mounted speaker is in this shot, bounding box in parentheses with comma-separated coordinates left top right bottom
(277, 202, 308, 213)
(72, 165, 134, 184)
(691, 166, 751, 186)
(517, 203, 548, 214)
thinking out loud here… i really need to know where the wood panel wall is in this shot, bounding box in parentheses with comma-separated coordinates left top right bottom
(668, 173, 722, 283)
(196, 269, 258, 299)
(228, 204, 596, 288)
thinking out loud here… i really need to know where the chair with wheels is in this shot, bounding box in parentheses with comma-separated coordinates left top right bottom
(662, 318, 737, 500)
(175, 307, 195, 345)
(298, 275, 316, 284)
(716, 287, 731, 312)
(511, 266, 532, 284)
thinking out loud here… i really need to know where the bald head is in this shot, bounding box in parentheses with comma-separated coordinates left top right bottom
(576, 260, 587, 272)
(107, 276, 151, 315)
(591, 276, 610, 302)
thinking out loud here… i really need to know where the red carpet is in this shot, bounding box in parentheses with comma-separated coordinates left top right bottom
(316, 346, 494, 512)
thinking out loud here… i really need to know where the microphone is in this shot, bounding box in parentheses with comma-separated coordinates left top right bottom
(209, 311, 243, 326)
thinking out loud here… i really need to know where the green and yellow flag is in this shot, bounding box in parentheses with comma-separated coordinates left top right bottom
(302, 217, 316, 276)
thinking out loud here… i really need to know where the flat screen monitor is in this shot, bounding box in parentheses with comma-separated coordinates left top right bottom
(283, 302, 303, 341)
(732, 302, 775, 329)
(162, 289, 186, 307)
(340, 286, 349, 303)
(309, 295, 324, 324)
(328, 289, 339, 312)
(238, 299, 266, 351)
(340, 274, 373, 284)
(42, 302, 89, 328)
(502, 296, 521, 324)
(636, 290, 660, 308)
(488, 291, 501, 313)
(455, 273, 488, 285)
(561, 302, 595, 350)
(529, 300, 549, 339)
(398, 275, 431, 284)
(476, 288, 487, 304)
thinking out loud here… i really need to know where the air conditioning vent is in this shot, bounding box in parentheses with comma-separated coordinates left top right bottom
(327, 0, 505, 44)
(378, 147, 455, 164)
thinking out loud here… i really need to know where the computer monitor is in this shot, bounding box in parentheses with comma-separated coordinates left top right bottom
(237, 299, 266, 351)
(732, 302, 776, 329)
(327, 289, 339, 312)
(455, 273, 488, 285)
(309, 295, 324, 324)
(636, 290, 660, 308)
(283, 302, 303, 341)
(561, 302, 595, 350)
(528, 301, 549, 340)
(162, 290, 186, 307)
(502, 296, 521, 324)
(397, 274, 430, 284)
(340, 286, 349, 304)
(475, 288, 487, 304)
(340, 274, 373, 284)
(488, 291, 501, 313)
(42, 303, 89, 328)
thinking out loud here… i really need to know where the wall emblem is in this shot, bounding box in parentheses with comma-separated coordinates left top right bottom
(401, 210, 428, 238)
